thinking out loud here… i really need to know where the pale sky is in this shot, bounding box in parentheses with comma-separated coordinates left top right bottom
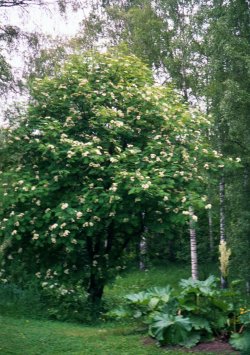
(2, 3, 88, 36)
(0, 2, 91, 124)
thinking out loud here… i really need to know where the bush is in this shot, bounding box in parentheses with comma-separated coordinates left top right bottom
(109, 275, 250, 349)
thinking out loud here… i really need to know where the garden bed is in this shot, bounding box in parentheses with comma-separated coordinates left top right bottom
(143, 337, 239, 354)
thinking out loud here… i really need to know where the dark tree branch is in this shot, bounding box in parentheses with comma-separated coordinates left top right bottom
(0, 1, 37, 7)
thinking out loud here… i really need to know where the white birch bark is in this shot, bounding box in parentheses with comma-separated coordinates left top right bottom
(208, 208, 214, 257)
(189, 207, 198, 280)
(219, 174, 228, 288)
(219, 175, 226, 243)
(243, 168, 250, 294)
(139, 236, 147, 271)
(139, 212, 147, 270)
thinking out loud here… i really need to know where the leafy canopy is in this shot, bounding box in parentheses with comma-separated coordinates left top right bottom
(0, 50, 220, 302)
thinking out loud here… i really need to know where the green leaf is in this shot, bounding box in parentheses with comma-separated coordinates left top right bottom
(148, 297, 160, 310)
(230, 331, 250, 352)
(149, 313, 192, 344)
(179, 331, 201, 348)
(240, 311, 250, 326)
(189, 315, 212, 333)
(107, 307, 131, 319)
(133, 310, 143, 318)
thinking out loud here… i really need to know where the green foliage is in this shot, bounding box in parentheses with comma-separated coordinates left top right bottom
(178, 276, 229, 332)
(179, 275, 217, 297)
(230, 331, 250, 353)
(0, 263, 212, 355)
(109, 286, 173, 320)
(110, 275, 249, 349)
(230, 311, 250, 353)
(149, 313, 193, 346)
(0, 50, 222, 312)
(41, 281, 91, 322)
(0, 283, 45, 319)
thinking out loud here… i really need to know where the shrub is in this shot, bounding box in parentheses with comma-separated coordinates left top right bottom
(109, 275, 250, 349)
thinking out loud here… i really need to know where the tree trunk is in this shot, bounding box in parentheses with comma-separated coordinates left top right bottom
(208, 208, 214, 259)
(219, 174, 228, 288)
(139, 236, 147, 270)
(189, 207, 198, 280)
(139, 212, 147, 270)
(88, 273, 105, 305)
(219, 175, 226, 243)
(243, 168, 250, 294)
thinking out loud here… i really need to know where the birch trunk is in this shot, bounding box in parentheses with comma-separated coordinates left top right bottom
(219, 175, 226, 243)
(243, 168, 250, 294)
(139, 212, 147, 271)
(189, 207, 198, 280)
(208, 208, 214, 258)
(219, 174, 228, 288)
(139, 236, 147, 271)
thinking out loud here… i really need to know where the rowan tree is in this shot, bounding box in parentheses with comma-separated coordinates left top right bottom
(0, 51, 226, 305)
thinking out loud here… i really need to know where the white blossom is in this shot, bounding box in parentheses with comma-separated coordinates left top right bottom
(49, 223, 58, 231)
(67, 150, 75, 158)
(205, 204, 212, 209)
(61, 203, 69, 210)
(192, 215, 198, 222)
(76, 211, 83, 219)
(142, 182, 151, 189)
(62, 230, 70, 237)
(110, 183, 118, 192)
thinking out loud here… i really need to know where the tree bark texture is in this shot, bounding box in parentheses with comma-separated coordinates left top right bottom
(189, 207, 198, 280)
(219, 175, 226, 242)
(208, 209, 214, 258)
(139, 212, 147, 270)
(219, 174, 228, 288)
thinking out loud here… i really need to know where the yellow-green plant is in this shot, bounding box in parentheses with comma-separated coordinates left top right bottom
(219, 240, 231, 278)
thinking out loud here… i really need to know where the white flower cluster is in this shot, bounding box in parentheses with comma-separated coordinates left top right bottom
(61, 203, 69, 210)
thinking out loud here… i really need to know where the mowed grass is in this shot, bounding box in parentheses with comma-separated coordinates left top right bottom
(0, 316, 192, 355)
(0, 263, 218, 354)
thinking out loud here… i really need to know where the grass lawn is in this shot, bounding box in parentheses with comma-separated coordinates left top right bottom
(0, 263, 220, 354)
(0, 316, 192, 355)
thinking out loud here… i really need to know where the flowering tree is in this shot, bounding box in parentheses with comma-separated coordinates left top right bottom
(0, 51, 223, 304)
